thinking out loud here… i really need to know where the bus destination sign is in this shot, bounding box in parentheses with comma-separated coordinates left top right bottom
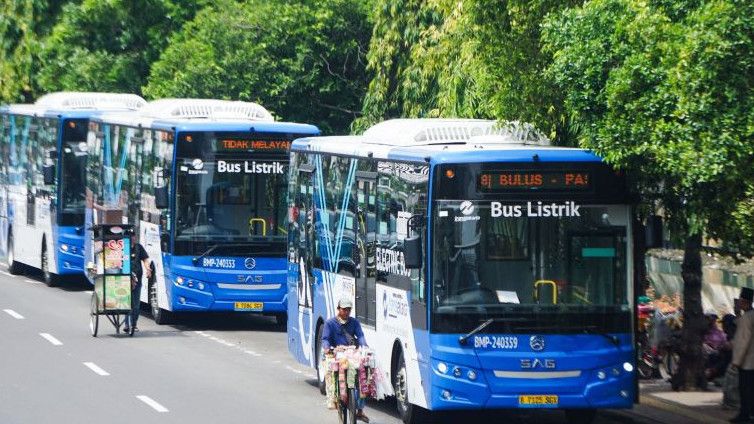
(219, 139, 291, 153)
(479, 171, 591, 192)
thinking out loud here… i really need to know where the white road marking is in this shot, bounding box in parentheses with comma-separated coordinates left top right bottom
(286, 365, 304, 375)
(136, 395, 169, 413)
(83, 362, 110, 376)
(24, 279, 41, 285)
(0, 271, 12, 277)
(39, 333, 63, 346)
(84, 290, 93, 294)
(3, 309, 24, 319)
(244, 350, 262, 357)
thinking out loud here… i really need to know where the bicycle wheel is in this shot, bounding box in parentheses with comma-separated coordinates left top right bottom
(337, 399, 347, 424)
(348, 388, 358, 424)
(89, 294, 99, 337)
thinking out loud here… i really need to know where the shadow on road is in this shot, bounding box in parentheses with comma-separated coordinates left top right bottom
(169, 312, 286, 333)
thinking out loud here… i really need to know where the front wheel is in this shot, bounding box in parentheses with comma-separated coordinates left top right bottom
(7, 234, 22, 275)
(316, 325, 326, 395)
(565, 409, 596, 424)
(348, 388, 358, 424)
(41, 246, 56, 287)
(89, 294, 99, 337)
(393, 350, 428, 424)
(149, 283, 171, 325)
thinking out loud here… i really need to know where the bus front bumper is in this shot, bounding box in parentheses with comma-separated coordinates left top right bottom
(168, 283, 287, 313)
(429, 369, 634, 410)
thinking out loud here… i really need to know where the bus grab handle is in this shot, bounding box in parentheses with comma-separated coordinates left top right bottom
(533, 280, 558, 304)
(249, 218, 267, 236)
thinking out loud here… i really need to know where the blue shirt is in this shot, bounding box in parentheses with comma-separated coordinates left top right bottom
(321, 316, 367, 350)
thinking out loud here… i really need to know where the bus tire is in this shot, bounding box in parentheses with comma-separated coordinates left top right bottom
(273, 313, 287, 328)
(393, 349, 428, 424)
(149, 282, 171, 325)
(7, 233, 22, 275)
(41, 244, 57, 287)
(565, 409, 596, 424)
(316, 323, 327, 395)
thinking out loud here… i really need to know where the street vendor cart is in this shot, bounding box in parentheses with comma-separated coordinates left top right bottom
(324, 346, 380, 424)
(89, 224, 135, 337)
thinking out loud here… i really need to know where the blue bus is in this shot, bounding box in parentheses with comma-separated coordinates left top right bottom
(287, 119, 636, 424)
(84, 99, 319, 324)
(0, 92, 146, 285)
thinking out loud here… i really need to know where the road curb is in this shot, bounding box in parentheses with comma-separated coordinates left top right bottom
(640, 393, 729, 424)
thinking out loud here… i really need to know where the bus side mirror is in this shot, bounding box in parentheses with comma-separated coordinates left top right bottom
(43, 164, 55, 185)
(645, 215, 663, 248)
(155, 186, 169, 209)
(160, 231, 170, 252)
(404, 236, 422, 269)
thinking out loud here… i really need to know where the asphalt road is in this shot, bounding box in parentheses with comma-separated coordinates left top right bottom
(0, 265, 679, 424)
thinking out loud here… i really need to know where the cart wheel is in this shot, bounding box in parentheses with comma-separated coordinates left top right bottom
(89, 295, 99, 337)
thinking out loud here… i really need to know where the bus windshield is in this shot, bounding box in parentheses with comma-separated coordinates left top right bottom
(432, 200, 630, 334)
(174, 132, 290, 256)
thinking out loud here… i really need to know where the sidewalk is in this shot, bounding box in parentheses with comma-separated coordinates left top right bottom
(637, 379, 731, 424)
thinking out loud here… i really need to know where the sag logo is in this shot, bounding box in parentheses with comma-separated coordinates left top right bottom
(460, 201, 475, 216)
(244, 258, 256, 269)
(192, 158, 204, 170)
(530, 335, 545, 351)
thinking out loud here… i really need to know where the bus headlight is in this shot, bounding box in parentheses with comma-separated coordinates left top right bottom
(198, 282, 205, 290)
(175, 276, 185, 285)
(437, 362, 448, 374)
(467, 370, 477, 381)
(623, 362, 634, 373)
(453, 367, 462, 377)
(597, 371, 606, 380)
(60, 244, 69, 252)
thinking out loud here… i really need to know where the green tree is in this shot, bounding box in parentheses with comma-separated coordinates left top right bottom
(0, 0, 71, 102)
(36, 0, 204, 95)
(544, 0, 754, 389)
(144, 0, 371, 134)
(357, 0, 579, 140)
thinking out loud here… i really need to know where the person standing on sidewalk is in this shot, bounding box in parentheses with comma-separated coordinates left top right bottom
(730, 287, 754, 423)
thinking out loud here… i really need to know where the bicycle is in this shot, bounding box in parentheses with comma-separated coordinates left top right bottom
(324, 346, 376, 424)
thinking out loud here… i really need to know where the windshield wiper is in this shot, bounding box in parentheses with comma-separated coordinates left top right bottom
(457, 317, 527, 345)
(459, 318, 494, 346)
(192, 244, 220, 265)
(583, 326, 620, 347)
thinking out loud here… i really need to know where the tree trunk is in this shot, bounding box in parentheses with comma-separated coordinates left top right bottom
(674, 232, 706, 390)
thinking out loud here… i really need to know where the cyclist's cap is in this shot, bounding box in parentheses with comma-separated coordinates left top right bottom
(337, 298, 353, 309)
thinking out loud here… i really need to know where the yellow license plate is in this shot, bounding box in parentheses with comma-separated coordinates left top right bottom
(518, 395, 559, 407)
(234, 302, 263, 311)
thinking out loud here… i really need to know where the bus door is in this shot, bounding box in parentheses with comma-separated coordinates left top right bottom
(355, 172, 377, 327)
(296, 165, 315, 310)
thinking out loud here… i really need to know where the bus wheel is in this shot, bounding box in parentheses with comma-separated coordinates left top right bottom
(41, 245, 57, 287)
(565, 409, 596, 424)
(315, 324, 326, 395)
(273, 313, 287, 328)
(149, 283, 171, 325)
(7, 233, 22, 275)
(393, 350, 427, 424)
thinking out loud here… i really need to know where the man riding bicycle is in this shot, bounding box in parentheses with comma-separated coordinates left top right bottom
(322, 297, 370, 423)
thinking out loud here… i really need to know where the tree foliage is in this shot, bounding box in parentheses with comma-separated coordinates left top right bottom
(543, 0, 754, 389)
(357, 0, 579, 140)
(36, 0, 204, 95)
(0, 0, 70, 102)
(144, 0, 371, 135)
